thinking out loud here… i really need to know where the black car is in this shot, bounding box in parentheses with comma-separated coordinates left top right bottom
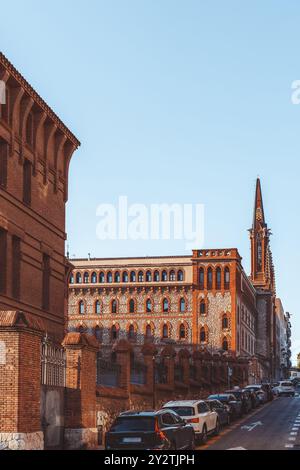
(208, 394, 242, 420)
(225, 389, 252, 415)
(206, 399, 231, 426)
(105, 410, 195, 450)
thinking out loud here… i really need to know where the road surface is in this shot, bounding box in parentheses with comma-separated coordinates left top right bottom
(200, 396, 300, 450)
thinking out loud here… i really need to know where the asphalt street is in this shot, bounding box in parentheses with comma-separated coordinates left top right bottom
(200, 396, 300, 450)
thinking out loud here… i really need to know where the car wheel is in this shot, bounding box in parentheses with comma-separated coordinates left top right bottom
(170, 441, 177, 450)
(189, 433, 196, 450)
(214, 419, 220, 436)
(201, 425, 208, 445)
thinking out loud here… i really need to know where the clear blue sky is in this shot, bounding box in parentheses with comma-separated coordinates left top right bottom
(1, 1, 299, 363)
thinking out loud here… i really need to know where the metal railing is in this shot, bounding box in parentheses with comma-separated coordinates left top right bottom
(130, 361, 147, 385)
(41, 337, 66, 387)
(96, 358, 121, 387)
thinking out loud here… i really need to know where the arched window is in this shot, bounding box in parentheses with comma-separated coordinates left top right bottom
(162, 271, 168, 282)
(177, 270, 184, 281)
(128, 324, 136, 341)
(138, 271, 144, 282)
(107, 272, 113, 283)
(111, 299, 117, 314)
(199, 268, 204, 289)
(94, 325, 103, 342)
(146, 271, 152, 282)
(169, 270, 176, 281)
(163, 298, 169, 313)
(200, 300, 206, 315)
(146, 298, 152, 313)
(145, 324, 152, 339)
(130, 271, 136, 282)
(179, 323, 186, 339)
(162, 324, 169, 339)
(99, 272, 105, 283)
(207, 267, 213, 290)
(200, 327, 207, 343)
(222, 314, 228, 330)
(111, 325, 118, 341)
(83, 272, 89, 284)
(224, 267, 230, 289)
(76, 272, 82, 284)
(114, 271, 120, 283)
(69, 273, 74, 284)
(26, 112, 34, 146)
(179, 298, 185, 313)
(216, 267, 221, 289)
(95, 300, 101, 314)
(222, 337, 229, 351)
(122, 271, 128, 283)
(79, 300, 85, 315)
(91, 272, 97, 283)
(154, 271, 160, 282)
(129, 299, 135, 314)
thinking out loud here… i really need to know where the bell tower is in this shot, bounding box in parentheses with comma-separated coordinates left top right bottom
(250, 178, 275, 293)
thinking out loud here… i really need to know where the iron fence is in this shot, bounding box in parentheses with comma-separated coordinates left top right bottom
(41, 337, 66, 387)
(96, 358, 121, 387)
(130, 361, 147, 385)
(174, 363, 184, 382)
(155, 362, 168, 384)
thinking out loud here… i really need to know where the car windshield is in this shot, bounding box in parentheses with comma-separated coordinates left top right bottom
(110, 417, 155, 432)
(209, 395, 229, 402)
(281, 382, 292, 387)
(165, 406, 195, 417)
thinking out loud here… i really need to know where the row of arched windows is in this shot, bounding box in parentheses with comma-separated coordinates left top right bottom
(77, 297, 188, 315)
(70, 269, 185, 285)
(76, 322, 189, 342)
(76, 322, 229, 349)
(199, 266, 230, 290)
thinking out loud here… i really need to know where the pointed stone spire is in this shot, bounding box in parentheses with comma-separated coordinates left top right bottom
(253, 178, 266, 229)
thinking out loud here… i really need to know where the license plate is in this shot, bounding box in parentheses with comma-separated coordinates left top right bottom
(122, 437, 142, 443)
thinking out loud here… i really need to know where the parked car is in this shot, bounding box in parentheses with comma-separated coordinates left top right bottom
(208, 394, 243, 420)
(261, 383, 274, 401)
(206, 399, 231, 426)
(162, 400, 219, 444)
(105, 410, 195, 450)
(225, 389, 252, 414)
(244, 385, 267, 403)
(244, 389, 260, 408)
(272, 381, 295, 397)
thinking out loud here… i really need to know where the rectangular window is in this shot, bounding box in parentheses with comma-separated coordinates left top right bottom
(0, 139, 8, 188)
(12, 236, 21, 299)
(23, 159, 32, 205)
(42, 254, 50, 311)
(0, 229, 7, 294)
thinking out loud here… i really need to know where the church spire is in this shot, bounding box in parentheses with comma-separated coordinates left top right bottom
(250, 178, 275, 292)
(253, 178, 265, 228)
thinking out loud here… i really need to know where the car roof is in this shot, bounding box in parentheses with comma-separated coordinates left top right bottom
(119, 410, 158, 417)
(208, 394, 232, 398)
(163, 400, 204, 407)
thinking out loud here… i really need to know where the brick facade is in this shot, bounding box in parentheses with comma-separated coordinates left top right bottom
(0, 53, 79, 448)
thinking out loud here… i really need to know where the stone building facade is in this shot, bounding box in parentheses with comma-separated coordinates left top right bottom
(68, 248, 257, 366)
(67, 179, 286, 383)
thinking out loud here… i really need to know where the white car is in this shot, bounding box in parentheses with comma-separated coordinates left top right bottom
(272, 381, 295, 397)
(162, 400, 219, 444)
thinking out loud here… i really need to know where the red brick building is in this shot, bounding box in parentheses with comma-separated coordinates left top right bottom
(0, 53, 80, 449)
(68, 180, 278, 383)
